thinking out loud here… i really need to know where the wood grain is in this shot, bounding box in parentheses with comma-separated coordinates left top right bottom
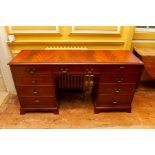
(9, 50, 143, 65)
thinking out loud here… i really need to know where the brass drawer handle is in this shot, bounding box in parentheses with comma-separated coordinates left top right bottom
(34, 99, 40, 103)
(115, 77, 124, 83)
(119, 66, 125, 70)
(85, 68, 94, 74)
(31, 79, 37, 84)
(111, 100, 119, 104)
(60, 68, 69, 73)
(27, 68, 37, 74)
(33, 90, 39, 94)
(87, 71, 92, 74)
(62, 70, 67, 73)
(113, 88, 121, 93)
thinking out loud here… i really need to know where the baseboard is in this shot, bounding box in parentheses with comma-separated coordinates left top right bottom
(0, 91, 10, 112)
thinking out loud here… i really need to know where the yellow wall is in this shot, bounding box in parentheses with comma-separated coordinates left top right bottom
(132, 30, 155, 48)
(7, 26, 135, 56)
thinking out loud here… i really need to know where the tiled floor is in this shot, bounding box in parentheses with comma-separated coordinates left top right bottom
(1, 82, 155, 128)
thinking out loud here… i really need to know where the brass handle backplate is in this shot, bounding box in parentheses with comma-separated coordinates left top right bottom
(115, 77, 124, 83)
(27, 68, 37, 74)
(113, 88, 121, 93)
(33, 90, 39, 94)
(118, 66, 125, 71)
(111, 99, 119, 104)
(34, 99, 40, 103)
(85, 68, 94, 74)
(60, 68, 69, 73)
(31, 79, 37, 84)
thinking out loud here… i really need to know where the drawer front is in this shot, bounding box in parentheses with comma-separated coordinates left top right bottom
(53, 65, 102, 74)
(99, 83, 136, 94)
(16, 86, 55, 97)
(19, 97, 56, 108)
(102, 65, 142, 74)
(11, 66, 52, 76)
(97, 95, 133, 107)
(15, 75, 54, 85)
(100, 74, 139, 83)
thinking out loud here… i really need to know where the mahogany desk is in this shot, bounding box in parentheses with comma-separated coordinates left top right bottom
(9, 50, 143, 114)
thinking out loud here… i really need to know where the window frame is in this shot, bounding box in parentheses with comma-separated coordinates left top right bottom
(136, 26, 155, 32)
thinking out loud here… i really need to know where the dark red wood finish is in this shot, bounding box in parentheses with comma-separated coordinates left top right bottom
(9, 50, 143, 114)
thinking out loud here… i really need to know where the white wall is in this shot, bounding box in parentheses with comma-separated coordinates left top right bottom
(0, 26, 15, 94)
(0, 69, 6, 91)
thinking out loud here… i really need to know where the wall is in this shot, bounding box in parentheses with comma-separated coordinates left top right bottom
(0, 27, 16, 94)
(0, 69, 6, 91)
(7, 26, 135, 56)
(132, 30, 155, 48)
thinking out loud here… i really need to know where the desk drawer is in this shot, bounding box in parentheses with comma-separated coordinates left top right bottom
(53, 65, 102, 74)
(16, 86, 55, 97)
(102, 65, 142, 74)
(15, 75, 54, 85)
(11, 66, 51, 76)
(100, 74, 139, 83)
(97, 95, 133, 107)
(19, 97, 56, 108)
(99, 83, 136, 94)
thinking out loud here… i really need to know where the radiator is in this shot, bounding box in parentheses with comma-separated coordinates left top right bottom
(57, 74, 94, 96)
(58, 74, 84, 90)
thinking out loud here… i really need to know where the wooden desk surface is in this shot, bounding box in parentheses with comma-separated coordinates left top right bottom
(9, 50, 143, 65)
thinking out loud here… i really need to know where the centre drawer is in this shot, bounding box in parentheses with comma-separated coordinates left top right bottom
(98, 83, 136, 94)
(19, 97, 56, 108)
(16, 86, 55, 96)
(97, 95, 133, 107)
(53, 65, 102, 74)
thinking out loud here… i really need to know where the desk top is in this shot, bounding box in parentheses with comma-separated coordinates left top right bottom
(134, 47, 155, 56)
(9, 50, 143, 65)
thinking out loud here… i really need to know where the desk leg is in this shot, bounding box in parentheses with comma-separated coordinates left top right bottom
(53, 109, 59, 114)
(20, 109, 26, 115)
(93, 75, 100, 114)
(94, 108, 100, 114)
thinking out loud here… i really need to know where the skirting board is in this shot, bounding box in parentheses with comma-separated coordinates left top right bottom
(0, 91, 10, 112)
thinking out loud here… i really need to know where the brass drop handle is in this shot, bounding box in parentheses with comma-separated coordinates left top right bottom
(115, 77, 124, 83)
(119, 66, 125, 70)
(31, 79, 37, 84)
(34, 99, 40, 103)
(60, 68, 69, 73)
(87, 71, 92, 74)
(62, 70, 67, 73)
(33, 90, 39, 94)
(113, 88, 121, 93)
(28, 68, 36, 74)
(85, 68, 94, 74)
(111, 100, 119, 104)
